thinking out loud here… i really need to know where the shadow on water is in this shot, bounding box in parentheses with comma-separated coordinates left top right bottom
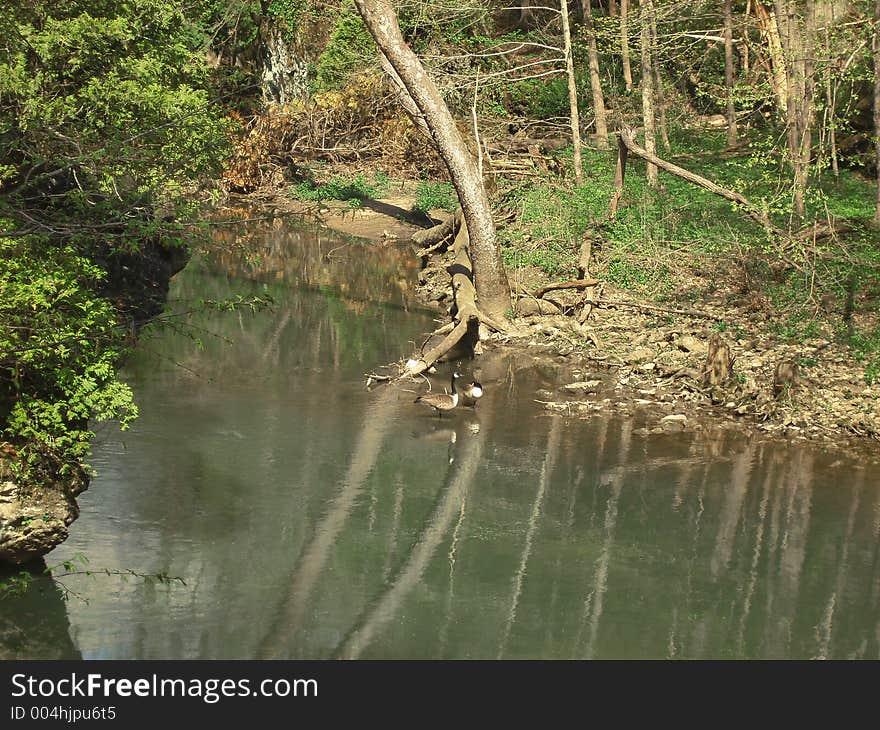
(0, 560, 82, 660)
(11, 221, 879, 659)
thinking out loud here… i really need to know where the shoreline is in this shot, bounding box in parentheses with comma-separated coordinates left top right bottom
(230, 189, 880, 455)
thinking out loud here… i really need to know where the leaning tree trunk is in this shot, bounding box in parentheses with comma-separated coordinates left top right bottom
(582, 0, 610, 150)
(353, 0, 510, 320)
(640, 0, 658, 187)
(874, 0, 880, 225)
(561, 0, 584, 182)
(621, 0, 634, 91)
(724, 0, 739, 148)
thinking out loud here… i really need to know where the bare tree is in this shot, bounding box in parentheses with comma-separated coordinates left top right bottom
(621, 0, 634, 91)
(650, 2, 669, 150)
(561, 0, 584, 183)
(778, 0, 815, 222)
(724, 0, 739, 148)
(582, 0, 610, 150)
(353, 0, 510, 319)
(641, 0, 658, 187)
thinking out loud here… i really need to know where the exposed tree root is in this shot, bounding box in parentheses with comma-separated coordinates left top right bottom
(404, 214, 507, 377)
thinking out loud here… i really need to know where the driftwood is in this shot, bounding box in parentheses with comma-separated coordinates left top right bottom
(616, 128, 782, 234)
(487, 137, 568, 155)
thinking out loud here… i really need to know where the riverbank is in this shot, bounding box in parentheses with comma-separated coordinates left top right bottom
(228, 182, 880, 452)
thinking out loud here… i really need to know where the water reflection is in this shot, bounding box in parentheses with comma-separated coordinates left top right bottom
(8, 223, 878, 660)
(0, 561, 81, 660)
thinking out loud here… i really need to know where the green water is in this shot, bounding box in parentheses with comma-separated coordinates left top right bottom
(4, 223, 879, 659)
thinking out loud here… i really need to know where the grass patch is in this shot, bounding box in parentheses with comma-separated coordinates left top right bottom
(290, 173, 385, 207)
(412, 181, 458, 214)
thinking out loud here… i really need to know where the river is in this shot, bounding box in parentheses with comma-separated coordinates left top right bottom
(4, 220, 879, 659)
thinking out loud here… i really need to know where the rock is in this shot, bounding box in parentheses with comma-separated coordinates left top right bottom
(0, 457, 88, 565)
(563, 380, 602, 393)
(515, 298, 560, 316)
(677, 335, 707, 355)
(660, 414, 688, 432)
(625, 346, 655, 364)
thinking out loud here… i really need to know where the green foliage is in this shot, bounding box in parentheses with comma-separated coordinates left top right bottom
(314, 1, 375, 91)
(0, 236, 137, 470)
(413, 181, 458, 214)
(0, 0, 228, 241)
(266, 0, 313, 33)
(0, 0, 228, 475)
(290, 174, 381, 204)
(846, 328, 880, 385)
(506, 76, 571, 120)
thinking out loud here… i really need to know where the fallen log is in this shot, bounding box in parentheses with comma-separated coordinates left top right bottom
(616, 128, 782, 235)
(411, 210, 460, 249)
(533, 277, 600, 299)
(584, 297, 726, 321)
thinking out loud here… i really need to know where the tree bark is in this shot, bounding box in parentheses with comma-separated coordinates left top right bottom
(724, 0, 739, 148)
(621, 0, 633, 91)
(650, 3, 669, 151)
(561, 0, 585, 182)
(640, 0, 658, 187)
(754, 3, 789, 117)
(874, 0, 880, 225)
(781, 0, 814, 223)
(582, 0, 610, 150)
(353, 0, 510, 320)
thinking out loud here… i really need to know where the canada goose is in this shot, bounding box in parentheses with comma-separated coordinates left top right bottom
(460, 380, 483, 407)
(415, 371, 461, 416)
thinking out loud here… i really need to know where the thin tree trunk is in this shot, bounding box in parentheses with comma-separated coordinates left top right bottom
(783, 0, 815, 223)
(561, 0, 584, 182)
(582, 0, 610, 150)
(821, 9, 839, 179)
(641, 0, 658, 187)
(743, 0, 751, 77)
(608, 0, 618, 16)
(874, 0, 880, 225)
(621, 0, 633, 91)
(650, 3, 669, 151)
(353, 0, 510, 319)
(755, 2, 789, 117)
(724, 0, 739, 148)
